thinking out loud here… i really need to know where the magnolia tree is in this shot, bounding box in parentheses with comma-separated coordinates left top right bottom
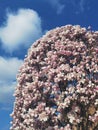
(11, 25, 98, 130)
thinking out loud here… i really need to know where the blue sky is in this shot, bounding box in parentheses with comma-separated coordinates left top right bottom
(0, 0, 98, 130)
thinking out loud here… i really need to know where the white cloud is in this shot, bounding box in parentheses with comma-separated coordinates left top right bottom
(0, 57, 22, 82)
(0, 82, 16, 104)
(45, 0, 65, 14)
(0, 9, 42, 53)
(0, 57, 23, 105)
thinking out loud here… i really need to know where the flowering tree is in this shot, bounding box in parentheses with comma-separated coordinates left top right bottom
(11, 25, 98, 130)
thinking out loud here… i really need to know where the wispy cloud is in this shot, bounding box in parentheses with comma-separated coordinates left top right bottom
(0, 57, 23, 105)
(0, 9, 43, 53)
(45, 0, 65, 14)
(45, 0, 87, 14)
(68, 0, 86, 13)
(79, 0, 85, 12)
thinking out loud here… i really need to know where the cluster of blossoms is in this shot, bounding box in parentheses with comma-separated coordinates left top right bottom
(11, 25, 98, 130)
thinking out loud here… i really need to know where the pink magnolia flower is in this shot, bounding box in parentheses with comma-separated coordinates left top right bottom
(11, 25, 98, 130)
